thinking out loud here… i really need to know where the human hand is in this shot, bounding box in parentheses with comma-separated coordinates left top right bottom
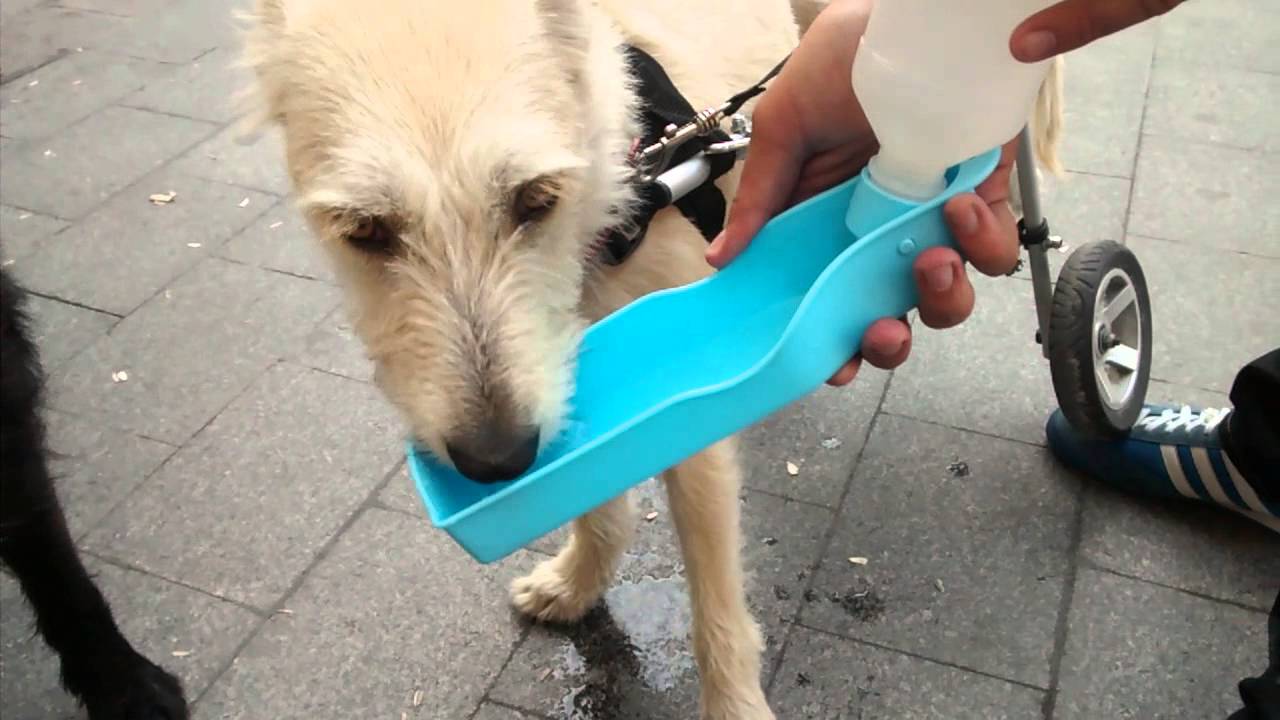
(1011, 0, 1185, 62)
(707, 0, 1022, 387)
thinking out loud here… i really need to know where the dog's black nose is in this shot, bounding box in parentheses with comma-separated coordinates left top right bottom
(446, 427, 540, 483)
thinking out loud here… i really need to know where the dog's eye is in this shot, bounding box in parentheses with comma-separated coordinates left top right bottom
(346, 216, 395, 254)
(513, 179, 560, 226)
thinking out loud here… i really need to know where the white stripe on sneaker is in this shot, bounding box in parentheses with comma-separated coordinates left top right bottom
(1223, 453, 1272, 517)
(1191, 447, 1237, 509)
(1160, 445, 1199, 499)
(1236, 507, 1280, 534)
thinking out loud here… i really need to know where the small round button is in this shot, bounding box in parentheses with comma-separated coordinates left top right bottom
(898, 238, 917, 255)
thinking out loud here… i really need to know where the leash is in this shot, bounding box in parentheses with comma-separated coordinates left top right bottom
(598, 46, 789, 266)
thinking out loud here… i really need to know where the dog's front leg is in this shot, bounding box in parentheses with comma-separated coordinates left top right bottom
(510, 493, 636, 623)
(664, 438, 774, 720)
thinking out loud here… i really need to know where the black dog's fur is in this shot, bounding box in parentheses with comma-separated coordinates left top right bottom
(1, 260, 188, 719)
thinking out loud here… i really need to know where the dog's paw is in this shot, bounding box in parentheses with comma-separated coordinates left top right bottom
(510, 560, 599, 623)
(82, 653, 188, 720)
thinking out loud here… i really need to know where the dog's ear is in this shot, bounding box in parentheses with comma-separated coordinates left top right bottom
(535, 0, 590, 86)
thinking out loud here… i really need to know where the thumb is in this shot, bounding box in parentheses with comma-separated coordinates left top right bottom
(706, 107, 805, 269)
(1010, 0, 1183, 62)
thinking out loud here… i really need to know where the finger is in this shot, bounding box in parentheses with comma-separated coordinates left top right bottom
(973, 136, 1018, 206)
(1011, 0, 1185, 62)
(913, 247, 976, 329)
(859, 317, 913, 370)
(946, 138, 1019, 275)
(944, 193, 1019, 276)
(706, 95, 806, 269)
(827, 357, 862, 387)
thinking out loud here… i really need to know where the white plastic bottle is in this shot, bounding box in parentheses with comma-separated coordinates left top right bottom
(852, 0, 1058, 200)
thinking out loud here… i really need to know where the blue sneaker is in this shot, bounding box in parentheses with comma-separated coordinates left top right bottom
(1047, 404, 1279, 534)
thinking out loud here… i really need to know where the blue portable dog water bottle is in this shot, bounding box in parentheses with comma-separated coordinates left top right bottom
(408, 0, 1060, 563)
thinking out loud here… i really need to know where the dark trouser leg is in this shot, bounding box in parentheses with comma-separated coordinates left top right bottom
(1219, 348, 1280, 496)
(1216, 349, 1280, 719)
(1227, 589, 1280, 720)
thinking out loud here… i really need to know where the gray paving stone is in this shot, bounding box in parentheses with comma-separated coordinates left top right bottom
(221, 200, 335, 282)
(86, 363, 402, 608)
(473, 703, 542, 720)
(122, 47, 250, 124)
(1079, 480, 1280, 611)
(170, 124, 291, 196)
(84, 559, 261, 701)
(801, 414, 1079, 688)
(0, 106, 216, 219)
(18, 172, 272, 315)
(1010, 171, 1131, 282)
(0, 205, 67, 263)
(492, 485, 831, 718)
(1059, 21, 1155, 178)
(48, 0, 239, 65)
(1156, 0, 1280, 74)
(883, 274, 1058, 446)
(1145, 379, 1231, 410)
(1, 558, 259, 719)
(293, 304, 376, 382)
(768, 627, 1045, 719)
(116, 0, 242, 64)
(492, 583, 700, 719)
(0, 0, 47, 20)
(380, 464, 420, 515)
(0, 50, 166, 140)
(1129, 136, 1280, 258)
(54, 0, 156, 13)
(0, 8, 132, 85)
(193, 509, 534, 720)
(49, 258, 340, 443)
(1056, 569, 1272, 720)
(22, 293, 115, 372)
(740, 367, 888, 508)
(1127, 235, 1280, 394)
(1145, 62, 1280, 153)
(43, 409, 175, 540)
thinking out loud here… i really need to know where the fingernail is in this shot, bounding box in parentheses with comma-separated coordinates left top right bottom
(926, 262, 955, 293)
(1015, 30, 1057, 62)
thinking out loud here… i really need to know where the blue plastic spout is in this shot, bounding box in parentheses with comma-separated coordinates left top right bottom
(845, 169, 932, 240)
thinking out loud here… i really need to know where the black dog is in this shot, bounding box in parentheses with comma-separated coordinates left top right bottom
(1, 260, 188, 719)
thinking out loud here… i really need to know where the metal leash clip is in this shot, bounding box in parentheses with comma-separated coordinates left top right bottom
(632, 105, 752, 183)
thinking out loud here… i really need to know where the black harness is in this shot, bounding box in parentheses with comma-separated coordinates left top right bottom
(598, 45, 787, 266)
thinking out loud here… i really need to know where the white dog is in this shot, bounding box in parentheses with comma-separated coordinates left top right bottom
(241, 1, 1062, 716)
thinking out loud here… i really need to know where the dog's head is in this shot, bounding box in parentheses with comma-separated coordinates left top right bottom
(242, 0, 635, 482)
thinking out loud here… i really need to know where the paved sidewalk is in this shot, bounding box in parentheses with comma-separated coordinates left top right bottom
(1, 1, 1277, 718)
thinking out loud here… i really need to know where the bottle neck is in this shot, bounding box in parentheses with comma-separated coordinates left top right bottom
(867, 150, 947, 201)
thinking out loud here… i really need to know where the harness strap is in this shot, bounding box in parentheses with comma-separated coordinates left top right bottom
(600, 45, 786, 266)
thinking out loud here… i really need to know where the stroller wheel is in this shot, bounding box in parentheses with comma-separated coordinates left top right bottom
(1047, 240, 1153, 438)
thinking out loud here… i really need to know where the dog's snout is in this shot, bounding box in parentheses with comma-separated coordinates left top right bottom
(446, 427, 540, 483)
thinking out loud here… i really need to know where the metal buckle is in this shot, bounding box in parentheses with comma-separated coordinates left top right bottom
(632, 107, 752, 183)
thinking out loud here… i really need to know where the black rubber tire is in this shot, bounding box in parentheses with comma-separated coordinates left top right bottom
(1047, 240, 1153, 439)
